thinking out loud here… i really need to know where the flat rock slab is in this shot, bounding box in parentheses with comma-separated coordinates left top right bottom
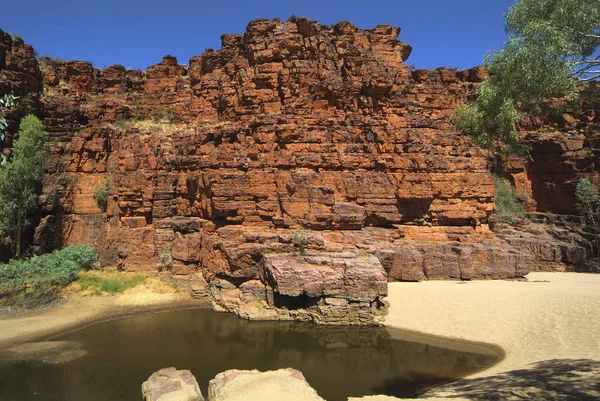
(208, 368, 325, 401)
(142, 367, 204, 401)
(264, 253, 387, 301)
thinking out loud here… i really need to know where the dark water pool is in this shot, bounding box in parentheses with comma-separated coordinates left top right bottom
(0, 308, 498, 401)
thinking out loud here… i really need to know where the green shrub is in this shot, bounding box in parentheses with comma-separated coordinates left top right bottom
(454, 81, 523, 154)
(158, 251, 172, 271)
(94, 176, 112, 212)
(291, 229, 309, 254)
(0, 245, 97, 303)
(75, 274, 145, 295)
(57, 245, 97, 269)
(151, 108, 175, 123)
(575, 178, 600, 224)
(493, 176, 523, 223)
(575, 178, 600, 259)
(0, 115, 48, 257)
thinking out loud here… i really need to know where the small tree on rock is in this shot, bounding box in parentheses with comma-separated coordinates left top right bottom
(0, 115, 48, 258)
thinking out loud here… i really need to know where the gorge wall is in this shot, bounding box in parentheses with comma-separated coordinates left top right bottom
(1, 18, 598, 324)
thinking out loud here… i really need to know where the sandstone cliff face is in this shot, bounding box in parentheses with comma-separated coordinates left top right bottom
(0, 18, 595, 323)
(505, 86, 600, 215)
(0, 29, 42, 151)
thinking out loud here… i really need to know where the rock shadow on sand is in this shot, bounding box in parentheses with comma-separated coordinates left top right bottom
(420, 359, 600, 401)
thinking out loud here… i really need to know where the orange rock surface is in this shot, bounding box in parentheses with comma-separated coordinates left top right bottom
(1, 19, 598, 322)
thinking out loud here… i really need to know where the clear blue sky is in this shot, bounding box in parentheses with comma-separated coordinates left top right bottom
(1, 0, 516, 71)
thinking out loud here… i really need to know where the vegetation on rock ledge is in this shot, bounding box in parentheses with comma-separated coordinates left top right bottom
(0, 94, 17, 166)
(94, 176, 112, 212)
(575, 178, 600, 258)
(493, 176, 524, 223)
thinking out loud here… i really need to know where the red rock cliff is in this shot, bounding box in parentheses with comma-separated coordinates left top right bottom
(5, 18, 594, 323)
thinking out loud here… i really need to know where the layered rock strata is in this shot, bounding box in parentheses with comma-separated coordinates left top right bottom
(1, 20, 526, 323)
(2, 18, 596, 323)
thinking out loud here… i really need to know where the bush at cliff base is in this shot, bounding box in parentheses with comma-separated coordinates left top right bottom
(493, 176, 523, 223)
(0, 245, 97, 308)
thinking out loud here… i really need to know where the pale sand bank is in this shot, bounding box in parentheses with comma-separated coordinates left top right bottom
(378, 272, 600, 400)
(385, 272, 600, 375)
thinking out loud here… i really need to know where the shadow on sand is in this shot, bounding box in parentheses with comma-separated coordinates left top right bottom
(418, 359, 600, 400)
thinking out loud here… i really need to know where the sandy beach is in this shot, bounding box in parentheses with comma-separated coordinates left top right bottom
(382, 272, 600, 400)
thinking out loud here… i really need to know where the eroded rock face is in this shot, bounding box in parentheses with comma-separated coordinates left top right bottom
(493, 214, 591, 271)
(207, 368, 325, 401)
(505, 85, 600, 215)
(210, 250, 389, 325)
(4, 17, 577, 322)
(142, 367, 204, 401)
(29, 18, 496, 270)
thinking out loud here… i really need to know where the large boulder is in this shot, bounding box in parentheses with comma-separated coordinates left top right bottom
(264, 253, 388, 301)
(142, 367, 204, 401)
(207, 368, 325, 401)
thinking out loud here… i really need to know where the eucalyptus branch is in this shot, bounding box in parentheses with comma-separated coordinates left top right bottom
(572, 57, 600, 66)
(581, 33, 600, 39)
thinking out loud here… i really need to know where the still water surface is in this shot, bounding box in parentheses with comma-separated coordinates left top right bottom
(0, 308, 498, 400)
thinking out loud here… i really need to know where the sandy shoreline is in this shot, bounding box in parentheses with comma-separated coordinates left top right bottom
(381, 272, 600, 400)
(385, 272, 600, 375)
(0, 293, 209, 350)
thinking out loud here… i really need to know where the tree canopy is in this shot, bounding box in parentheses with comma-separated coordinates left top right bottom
(455, 0, 600, 152)
(0, 115, 48, 258)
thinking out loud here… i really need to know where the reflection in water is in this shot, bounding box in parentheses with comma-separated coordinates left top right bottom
(0, 309, 497, 401)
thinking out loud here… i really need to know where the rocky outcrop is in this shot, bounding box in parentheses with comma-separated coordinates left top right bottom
(0, 29, 41, 98)
(141, 368, 326, 401)
(142, 367, 204, 401)
(207, 368, 325, 401)
(493, 213, 593, 271)
(210, 249, 389, 325)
